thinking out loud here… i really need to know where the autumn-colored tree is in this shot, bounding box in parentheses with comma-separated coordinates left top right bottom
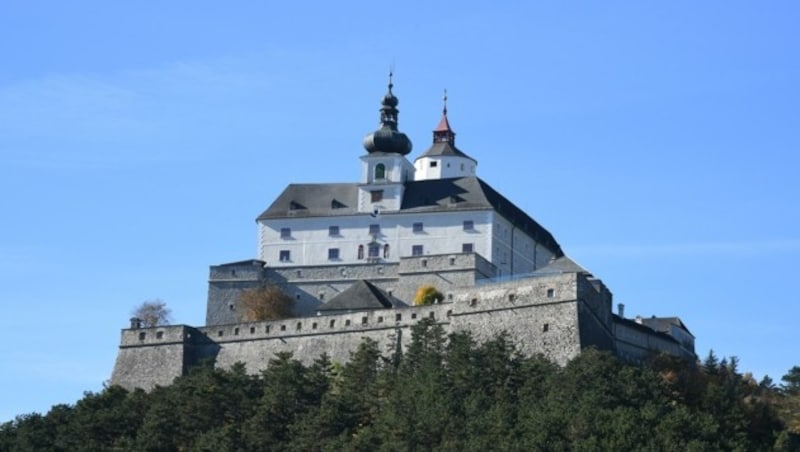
(239, 285, 295, 321)
(413, 285, 443, 306)
(131, 299, 172, 327)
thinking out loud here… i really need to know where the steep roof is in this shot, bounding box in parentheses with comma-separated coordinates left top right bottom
(257, 183, 359, 220)
(416, 141, 476, 161)
(256, 177, 563, 257)
(317, 280, 408, 312)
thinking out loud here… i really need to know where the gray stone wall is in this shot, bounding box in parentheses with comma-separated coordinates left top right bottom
(111, 325, 193, 391)
(112, 269, 689, 392)
(206, 253, 500, 326)
(613, 319, 690, 364)
(113, 273, 611, 390)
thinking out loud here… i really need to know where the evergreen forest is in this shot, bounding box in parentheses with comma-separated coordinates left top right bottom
(2, 319, 799, 451)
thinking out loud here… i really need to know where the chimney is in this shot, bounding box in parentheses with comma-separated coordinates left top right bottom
(617, 303, 625, 318)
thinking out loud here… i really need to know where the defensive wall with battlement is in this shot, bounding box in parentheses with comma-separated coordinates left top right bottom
(112, 271, 614, 390)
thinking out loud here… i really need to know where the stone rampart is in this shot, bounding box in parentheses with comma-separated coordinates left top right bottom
(113, 272, 613, 390)
(111, 325, 195, 391)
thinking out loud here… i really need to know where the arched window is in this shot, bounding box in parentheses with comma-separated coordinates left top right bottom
(374, 163, 386, 180)
(383, 244, 390, 258)
(357, 245, 364, 260)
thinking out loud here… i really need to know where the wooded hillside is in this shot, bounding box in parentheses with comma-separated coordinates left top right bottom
(2, 319, 798, 451)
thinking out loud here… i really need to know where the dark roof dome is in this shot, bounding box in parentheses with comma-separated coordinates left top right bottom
(382, 90, 399, 108)
(362, 73, 412, 155)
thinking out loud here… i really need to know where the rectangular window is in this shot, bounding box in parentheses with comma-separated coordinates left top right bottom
(279, 250, 291, 262)
(430, 161, 438, 167)
(462, 243, 474, 253)
(369, 224, 380, 235)
(412, 222, 423, 233)
(463, 220, 474, 231)
(412, 245, 424, 256)
(328, 225, 340, 236)
(280, 227, 291, 238)
(368, 244, 380, 258)
(371, 190, 383, 202)
(328, 248, 340, 260)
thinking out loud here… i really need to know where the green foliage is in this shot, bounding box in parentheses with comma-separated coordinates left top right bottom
(782, 366, 800, 395)
(2, 336, 797, 450)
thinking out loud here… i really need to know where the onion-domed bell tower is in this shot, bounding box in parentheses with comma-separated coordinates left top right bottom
(358, 73, 416, 214)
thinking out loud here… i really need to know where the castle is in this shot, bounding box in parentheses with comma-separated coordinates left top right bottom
(111, 76, 696, 390)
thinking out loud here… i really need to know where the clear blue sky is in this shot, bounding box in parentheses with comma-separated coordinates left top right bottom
(1, 1, 798, 422)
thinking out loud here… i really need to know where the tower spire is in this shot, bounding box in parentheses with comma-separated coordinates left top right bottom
(433, 89, 455, 145)
(362, 72, 412, 155)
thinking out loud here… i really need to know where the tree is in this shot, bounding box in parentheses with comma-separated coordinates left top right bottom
(239, 285, 295, 321)
(131, 299, 172, 327)
(781, 366, 800, 395)
(413, 285, 443, 306)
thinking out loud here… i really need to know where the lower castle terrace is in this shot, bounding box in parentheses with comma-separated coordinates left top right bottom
(110, 77, 696, 390)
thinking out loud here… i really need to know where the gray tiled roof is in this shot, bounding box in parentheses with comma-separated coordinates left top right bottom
(257, 183, 359, 219)
(256, 177, 563, 257)
(317, 280, 408, 312)
(416, 142, 476, 162)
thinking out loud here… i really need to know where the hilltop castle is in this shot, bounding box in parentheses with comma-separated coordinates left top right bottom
(111, 77, 696, 390)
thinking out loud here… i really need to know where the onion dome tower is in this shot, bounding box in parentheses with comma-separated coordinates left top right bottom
(362, 72, 413, 155)
(358, 73, 416, 213)
(414, 90, 477, 181)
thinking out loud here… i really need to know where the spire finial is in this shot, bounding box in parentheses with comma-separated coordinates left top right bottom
(362, 72, 412, 155)
(433, 89, 455, 145)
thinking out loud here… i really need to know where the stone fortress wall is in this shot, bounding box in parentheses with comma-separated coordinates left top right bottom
(112, 270, 612, 391)
(205, 253, 498, 326)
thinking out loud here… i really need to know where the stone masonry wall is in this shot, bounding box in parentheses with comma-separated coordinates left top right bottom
(206, 253, 499, 326)
(111, 325, 193, 391)
(113, 272, 608, 390)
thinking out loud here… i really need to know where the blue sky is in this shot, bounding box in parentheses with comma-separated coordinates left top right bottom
(1, 1, 798, 421)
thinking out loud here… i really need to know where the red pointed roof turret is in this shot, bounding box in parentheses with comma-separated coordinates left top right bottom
(433, 90, 455, 145)
(416, 90, 475, 164)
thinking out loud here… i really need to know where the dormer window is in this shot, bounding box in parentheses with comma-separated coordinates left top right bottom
(374, 163, 386, 180)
